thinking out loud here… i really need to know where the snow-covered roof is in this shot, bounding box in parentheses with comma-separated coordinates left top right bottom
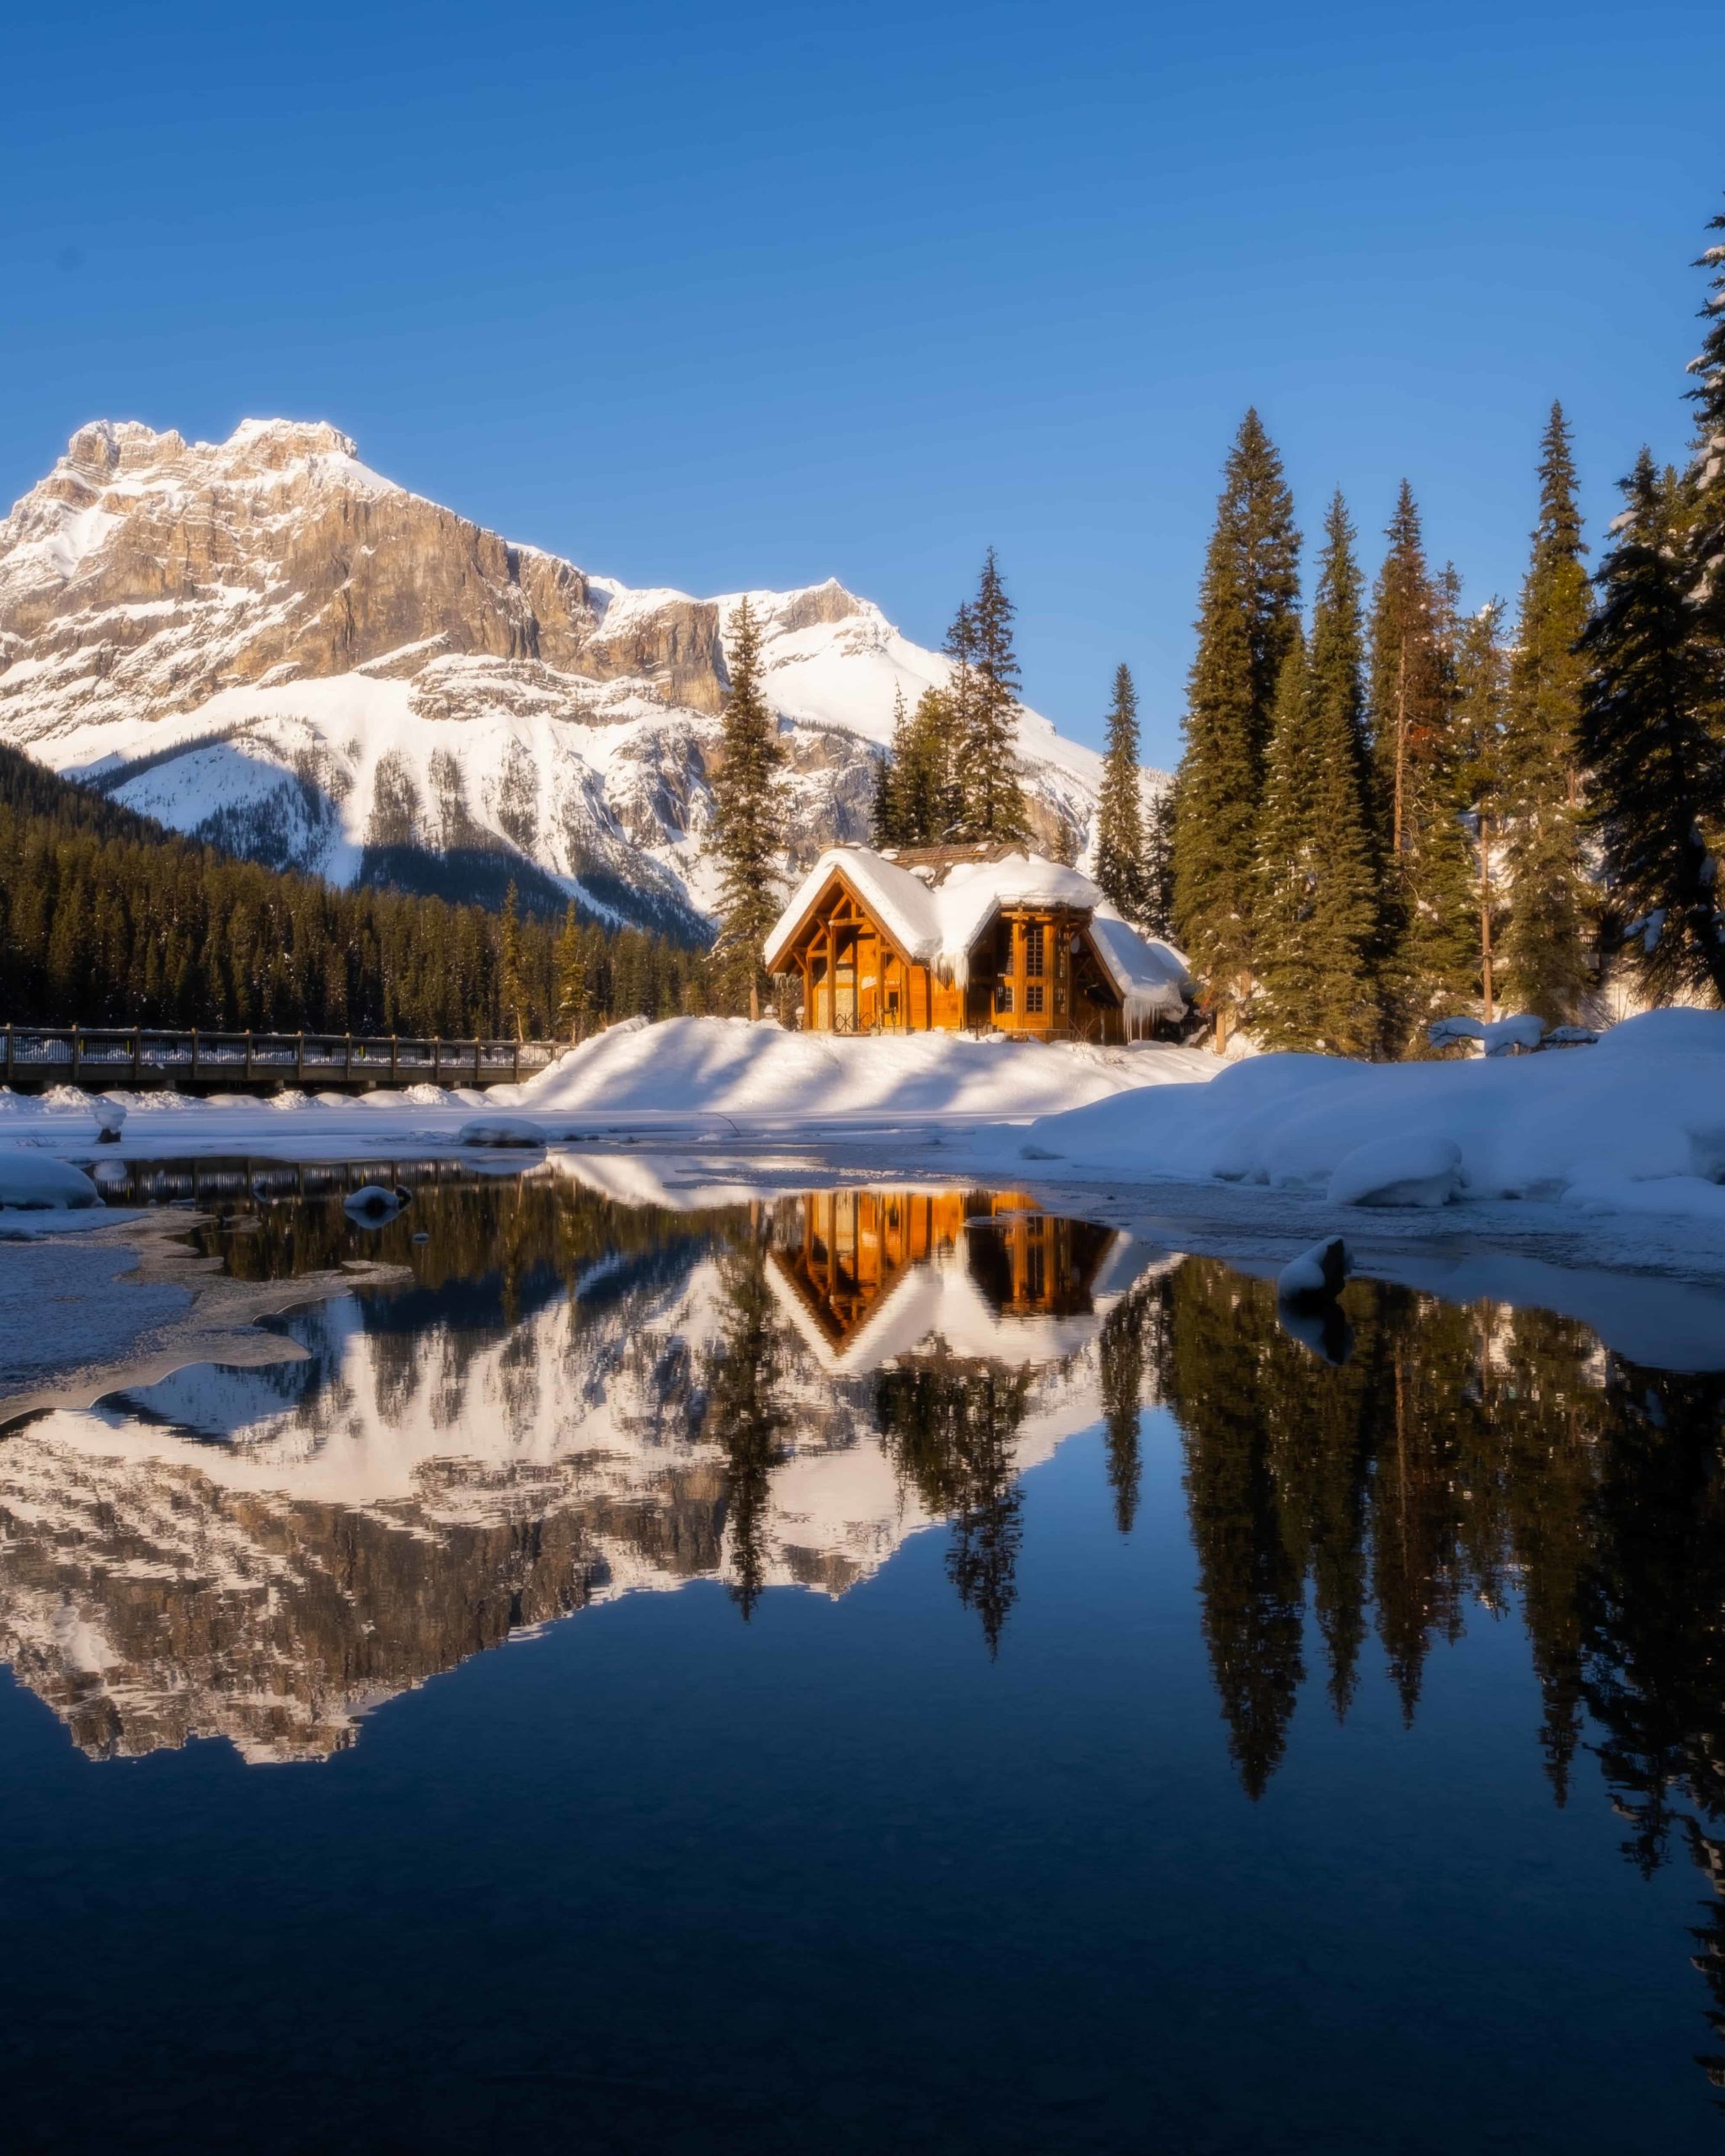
(763, 843, 1191, 1015)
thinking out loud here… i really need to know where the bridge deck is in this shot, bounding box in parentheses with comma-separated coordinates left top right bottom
(0, 1026, 564, 1095)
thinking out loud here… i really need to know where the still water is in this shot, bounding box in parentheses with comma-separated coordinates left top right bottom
(3, 1160, 1724, 2153)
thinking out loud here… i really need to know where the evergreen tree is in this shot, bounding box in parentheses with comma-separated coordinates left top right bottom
(953, 551, 1030, 841)
(872, 686, 911, 846)
(496, 883, 526, 1042)
(708, 597, 788, 1016)
(1368, 490, 1476, 1049)
(1452, 600, 1511, 1022)
(1142, 778, 1177, 942)
(553, 901, 588, 1041)
(1577, 451, 1725, 1003)
(1501, 403, 1593, 1022)
(1254, 616, 1381, 1054)
(1685, 200, 1725, 695)
(1093, 663, 1150, 923)
(1172, 412, 1301, 1046)
(890, 687, 959, 845)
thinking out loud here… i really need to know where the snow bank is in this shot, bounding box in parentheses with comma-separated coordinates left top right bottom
(0, 1153, 101, 1209)
(508, 1016, 1215, 1128)
(975, 1011, 1725, 1224)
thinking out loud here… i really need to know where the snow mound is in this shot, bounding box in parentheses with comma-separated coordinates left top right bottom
(509, 1016, 1215, 1128)
(973, 1010, 1725, 1224)
(0, 1152, 101, 1210)
(1328, 1135, 1464, 1209)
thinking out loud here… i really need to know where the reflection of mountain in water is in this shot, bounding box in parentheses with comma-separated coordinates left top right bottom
(0, 1180, 1160, 1763)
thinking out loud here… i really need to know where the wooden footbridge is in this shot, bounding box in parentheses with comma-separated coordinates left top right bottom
(0, 1025, 565, 1096)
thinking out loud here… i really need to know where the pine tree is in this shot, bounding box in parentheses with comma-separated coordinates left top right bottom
(890, 686, 958, 845)
(872, 686, 911, 846)
(955, 550, 1030, 841)
(1142, 779, 1177, 941)
(1255, 590, 1382, 1057)
(553, 900, 588, 1041)
(1368, 489, 1475, 1049)
(1452, 600, 1510, 1022)
(1577, 451, 1725, 1003)
(1685, 200, 1725, 695)
(1092, 663, 1150, 923)
(1500, 403, 1593, 1022)
(708, 596, 788, 1016)
(497, 882, 526, 1041)
(1172, 412, 1301, 1045)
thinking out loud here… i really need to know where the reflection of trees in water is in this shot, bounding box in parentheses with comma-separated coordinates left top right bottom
(702, 1210, 794, 1620)
(873, 1359, 1031, 1656)
(1098, 1275, 1164, 1536)
(1156, 1256, 1725, 2095)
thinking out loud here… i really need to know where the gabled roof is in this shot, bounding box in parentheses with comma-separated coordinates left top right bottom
(764, 843, 1192, 1014)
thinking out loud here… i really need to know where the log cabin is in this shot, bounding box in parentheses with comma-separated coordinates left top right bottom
(763, 841, 1191, 1043)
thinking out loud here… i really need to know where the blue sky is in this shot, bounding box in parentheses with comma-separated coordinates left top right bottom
(3, 0, 1721, 763)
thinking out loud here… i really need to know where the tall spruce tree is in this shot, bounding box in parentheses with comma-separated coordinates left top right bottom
(1172, 412, 1301, 1044)
(553, 901, 588, 1041)
(1578, 451, 1725, 1003)
(708, 596, 788, 1016)
(1685, 200, 1725, 696)
(956, 550, 1030, 841)
(1368, 489, 1476, 1049)
(871, 686, 906, 845)
(1093, 663, 1150, 924)
(1501, 403, 1593, 1022)
(1255, 504, 1382, 1055)
(497, 882, 526, 1042)
(1452, 600, 1510, 1022)
(1142, 779, 1177, 941)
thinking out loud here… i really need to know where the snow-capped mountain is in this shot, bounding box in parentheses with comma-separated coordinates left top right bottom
(0, 419, 1149, 936)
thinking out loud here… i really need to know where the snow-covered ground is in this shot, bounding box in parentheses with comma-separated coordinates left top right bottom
(0, 1017, 1215, 1165)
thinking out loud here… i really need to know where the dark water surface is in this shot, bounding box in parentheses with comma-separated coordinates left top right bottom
(3, 1164, 1724, 2153)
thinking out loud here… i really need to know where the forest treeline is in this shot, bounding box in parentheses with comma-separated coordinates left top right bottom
(842, 195, 1725, 1055)
(1164, 199, 1725, 1052)
(0, 743, 713, 1036)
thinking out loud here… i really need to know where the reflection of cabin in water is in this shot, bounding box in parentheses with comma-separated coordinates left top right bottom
(763, 843, 1191, 1045)
(767, 1187, 1122, 1367)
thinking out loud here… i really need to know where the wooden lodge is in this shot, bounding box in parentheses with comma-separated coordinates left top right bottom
(762, 842, 1190, 1047)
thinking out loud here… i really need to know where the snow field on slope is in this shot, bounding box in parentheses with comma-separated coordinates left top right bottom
(511, 1017, 1215, 1125)
(968, 1009, 1725, 1228)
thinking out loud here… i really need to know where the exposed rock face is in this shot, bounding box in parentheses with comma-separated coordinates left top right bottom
(0, 419, 1151, 934)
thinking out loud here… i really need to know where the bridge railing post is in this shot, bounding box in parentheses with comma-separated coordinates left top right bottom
(190, 1027, 199, 1086)
(4, 1023, 12, 1087)
(473, 1038, 481, 1086)
(244, 1030, 254, 1082)
(390, 1034, 398, 1083)
(296, 1032, 305, 1085)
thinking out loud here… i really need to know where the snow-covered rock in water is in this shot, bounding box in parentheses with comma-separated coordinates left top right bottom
(91, 1098, 126, 1141)
(456, 1116, 547, 1149)
(0, 1153, 101, 1209)
(0, 419, 1166, 931)
(1278, 1236, 1348, 1301)
(342, 1184, 411, 1220)
(1328, 1136, 1465, 1208)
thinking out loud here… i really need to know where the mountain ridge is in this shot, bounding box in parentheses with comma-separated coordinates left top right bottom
(0, 419, 1162, 934)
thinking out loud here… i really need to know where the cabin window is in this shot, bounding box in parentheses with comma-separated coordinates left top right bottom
(995, 981, 1014, 1014)
(1025, 923, 1044, 977)
(996, 919, 1014, 973)
(1025, 983, 1045, 1015)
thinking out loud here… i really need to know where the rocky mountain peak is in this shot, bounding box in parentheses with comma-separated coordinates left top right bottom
(0, 417, 1146, 937)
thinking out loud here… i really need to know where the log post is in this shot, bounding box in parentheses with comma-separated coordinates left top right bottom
(3, 1024, 11, 1086)
(132, 1030, 142, 1082)
(344, 1033, 353, 1082)
(513, 1040, 521, 1084)
(473, 1038, 482, 1085)
(295, 1032, 305, 1084)
(190, 1028, 199, 1085)
(431, 1038, 441, 1084)
(390, 1035, 398, 1083)
(71, 1028, 82, 1086)
(244, 1030, 254, 1082)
